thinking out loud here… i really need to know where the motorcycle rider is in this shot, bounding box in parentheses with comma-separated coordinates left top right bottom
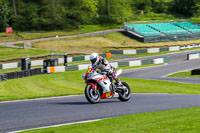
(89, 53, 122, 86)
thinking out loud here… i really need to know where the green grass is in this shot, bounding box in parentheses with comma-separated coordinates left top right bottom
(0, 24, 120, 42)
(0, 46, 65, 60)
(14, 43, 24, 47)
(33, 32, 200, 54)
(0, 67, 21, 74)
(168, 71, 200, 78)
(0, 65, 42, 74)
(22, 107, 200, 133)
(0, 69, 200, 101)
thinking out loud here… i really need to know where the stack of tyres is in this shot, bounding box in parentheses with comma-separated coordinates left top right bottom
(24, 70, 29, 77)
(17, 71, 23, 78)
(0, 68, 43, 81)
(191, 69, 200, 75)
(0, 74, 7, 81)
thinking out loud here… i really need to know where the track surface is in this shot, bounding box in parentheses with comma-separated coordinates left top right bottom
(120, 49, 200, 84)
(122, 59, 200, 84)
(1, 49, 200, 132)
(1, 94, 200, 132)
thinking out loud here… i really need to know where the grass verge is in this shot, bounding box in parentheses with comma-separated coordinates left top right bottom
(22, 107, 200, 133)
(0, 46, 65, 60)
(33, 32, 200, 53)
(168, 71, 200, 77)
(0, 24, 120, 43)
(0, 68, 200, 101)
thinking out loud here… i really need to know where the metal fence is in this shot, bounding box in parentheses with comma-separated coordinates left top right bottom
(124, 19, 191, 25)
(124, 32, 200, 43)
(142, 32, 200, 43)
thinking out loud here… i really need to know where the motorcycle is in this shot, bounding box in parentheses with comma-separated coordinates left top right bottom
(82, 66, 131, 104)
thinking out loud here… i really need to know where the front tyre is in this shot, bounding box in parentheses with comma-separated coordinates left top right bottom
(118, 82, 131, 102)
(85, 85, 100, 104)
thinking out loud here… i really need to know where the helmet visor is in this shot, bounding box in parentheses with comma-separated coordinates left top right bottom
(91, 58, 97, 64)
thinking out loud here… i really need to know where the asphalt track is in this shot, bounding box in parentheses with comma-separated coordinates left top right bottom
(120, 49, 200, 84)
(1, 49, 200, 132)
(1, 94, 200, 133)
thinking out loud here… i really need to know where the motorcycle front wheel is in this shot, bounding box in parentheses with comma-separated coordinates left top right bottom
(118, 81, 131, 102)
(85, 85, 100, 104)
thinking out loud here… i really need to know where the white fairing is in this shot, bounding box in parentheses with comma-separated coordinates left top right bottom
(115, 69, 122, 77)
(98, 77, 111, 93)
(84, 71, 111, 93)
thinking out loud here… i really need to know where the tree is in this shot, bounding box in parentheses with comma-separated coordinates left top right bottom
(97, 0, 133, 24)
(192, 0, 200, 17)
(65, 0, 98, 28)
(132, 0, 153, 13)
(110, 0, 133, 24)
(173, 0, 196, 16)
(0, 0, 10, 31)
(12, 0, 17, 16)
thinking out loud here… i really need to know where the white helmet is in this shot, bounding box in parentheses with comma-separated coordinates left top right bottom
(90, 53, 100, 65)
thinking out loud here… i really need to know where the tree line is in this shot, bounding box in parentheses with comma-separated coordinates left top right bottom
(0, 0, 200, 32)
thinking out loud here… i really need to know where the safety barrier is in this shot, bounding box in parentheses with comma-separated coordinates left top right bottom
(110, 44, 200, 55)
(65, 57, 170, 71)
(191, 69, 200, 75)
(0, 57, 171, 81)
(187, 53, 200, 60)
(0, 68, 42, 81)
(47, 66, 65, 73)
(0, 53, 111, 70)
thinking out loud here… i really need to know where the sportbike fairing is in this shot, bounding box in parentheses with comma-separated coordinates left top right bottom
(83, 68, 111, 93)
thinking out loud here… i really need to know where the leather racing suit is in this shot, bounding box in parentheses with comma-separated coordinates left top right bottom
(92, 56, 121, 85)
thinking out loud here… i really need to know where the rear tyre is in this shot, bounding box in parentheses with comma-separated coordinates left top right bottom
(85, 85, 100, 104)
(118, 82, 131, 102)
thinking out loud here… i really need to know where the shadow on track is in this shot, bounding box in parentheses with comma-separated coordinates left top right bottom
(50, 100, 121, 105)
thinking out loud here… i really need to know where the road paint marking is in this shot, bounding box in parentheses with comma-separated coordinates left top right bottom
(142, 77, 200, 85)
(10, 119, 102, 133)
(161, 68, 197, 78)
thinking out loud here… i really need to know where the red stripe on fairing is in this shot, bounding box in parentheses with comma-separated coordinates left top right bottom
(85, 72, 89, 80)
(99, 56, 102, 61)
(95, 76, 108, 82)
(88, 83, 96, 89)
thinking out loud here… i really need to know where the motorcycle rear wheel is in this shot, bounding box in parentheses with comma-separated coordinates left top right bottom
(118, 82, 131, 101)
(85, 85, 100, 104)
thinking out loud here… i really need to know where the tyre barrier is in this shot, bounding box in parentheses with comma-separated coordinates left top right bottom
(191, 69, 200, 75)
(47, 66, 65, 73)
(110, 44, 200, 55)
(0, 68, 42, 81)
